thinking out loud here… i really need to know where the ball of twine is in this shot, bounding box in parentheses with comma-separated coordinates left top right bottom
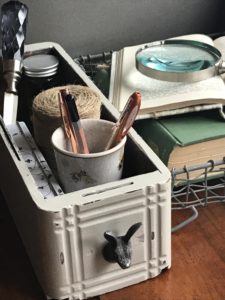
(32, 84, 101, 171)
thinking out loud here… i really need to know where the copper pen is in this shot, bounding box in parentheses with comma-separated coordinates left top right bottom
(58, 90, 77, 153)
(59, 89, 89, 154)
(63, 91, 89, 154)
(105, 91, 141, 150)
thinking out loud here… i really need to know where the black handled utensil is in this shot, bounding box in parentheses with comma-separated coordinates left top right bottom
(1, 0, 28, 125)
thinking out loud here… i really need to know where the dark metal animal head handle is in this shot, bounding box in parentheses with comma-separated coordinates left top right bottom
(102, 222, 142, 269)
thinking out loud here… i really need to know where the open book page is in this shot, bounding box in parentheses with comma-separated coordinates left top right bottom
(170, 33, 214, 45)
(122, 61, 225, 113)
(110, 33, 225, 116)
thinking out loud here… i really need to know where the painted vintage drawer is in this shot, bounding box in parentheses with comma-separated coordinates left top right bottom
(0, 42, 171, 300)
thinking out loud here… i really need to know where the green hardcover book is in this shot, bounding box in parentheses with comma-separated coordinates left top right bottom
(134, 111, 225, 183)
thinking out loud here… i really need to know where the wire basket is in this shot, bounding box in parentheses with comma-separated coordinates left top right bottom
(172, 159, 225, 208)
(74, 50, 225, 231)
(75, 52, 112, 77)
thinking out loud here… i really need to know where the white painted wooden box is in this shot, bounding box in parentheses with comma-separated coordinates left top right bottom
(0, 42, 171, 300)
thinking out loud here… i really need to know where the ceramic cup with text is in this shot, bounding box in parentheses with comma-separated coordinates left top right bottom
(51, 119, 126, 193)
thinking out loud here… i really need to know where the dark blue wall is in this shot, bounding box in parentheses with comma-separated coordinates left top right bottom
(0, 0, 224, 57)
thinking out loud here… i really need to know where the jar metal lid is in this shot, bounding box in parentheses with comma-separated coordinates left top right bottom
(23, 54, 59, 77)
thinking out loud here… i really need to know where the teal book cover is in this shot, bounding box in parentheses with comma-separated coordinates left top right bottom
(134, 111, 225, 171)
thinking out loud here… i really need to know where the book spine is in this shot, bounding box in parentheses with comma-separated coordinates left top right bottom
(134, 119, 178, 165)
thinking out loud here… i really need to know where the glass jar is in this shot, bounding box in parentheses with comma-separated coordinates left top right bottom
(22, 54, 59, 128)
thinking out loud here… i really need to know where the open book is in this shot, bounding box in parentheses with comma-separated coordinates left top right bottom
(109, 34, 225, 119)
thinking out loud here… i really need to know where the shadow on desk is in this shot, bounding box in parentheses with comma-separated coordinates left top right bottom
(0, 190, 47, 300)
(1, 188, 225, 300)
(0, 190, 99, 300)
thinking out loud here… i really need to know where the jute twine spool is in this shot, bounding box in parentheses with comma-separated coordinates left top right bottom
(32, 84, 101, 171)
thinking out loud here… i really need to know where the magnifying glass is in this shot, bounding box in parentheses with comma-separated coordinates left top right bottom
(136, 39, 225, 82)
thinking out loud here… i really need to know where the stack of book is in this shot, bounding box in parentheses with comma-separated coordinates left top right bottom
(109, 34, 225, 183)
(134, 111, 225, 182)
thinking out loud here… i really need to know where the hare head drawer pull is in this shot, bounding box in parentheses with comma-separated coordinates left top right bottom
(102, 222, 142, 269)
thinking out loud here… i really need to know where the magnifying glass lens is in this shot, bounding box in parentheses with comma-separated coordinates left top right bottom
(136, 43, 219, 73)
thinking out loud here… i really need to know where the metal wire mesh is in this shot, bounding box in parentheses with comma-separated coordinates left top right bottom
(171, 159, 225, 209)
(75, 51, 112, 79)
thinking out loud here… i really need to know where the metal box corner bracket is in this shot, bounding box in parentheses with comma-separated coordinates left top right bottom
(0, 42, 171, 300)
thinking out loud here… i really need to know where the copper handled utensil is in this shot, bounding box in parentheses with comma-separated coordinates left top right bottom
(105, 91, 141, 150)
(58, 90, 78, 153)
(63, 90, 89, 154)
(58, 89, 89, 154)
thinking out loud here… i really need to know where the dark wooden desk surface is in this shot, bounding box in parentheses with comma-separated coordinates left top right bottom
(1, 190, 225, 300)
(101, 203, 225, 300)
